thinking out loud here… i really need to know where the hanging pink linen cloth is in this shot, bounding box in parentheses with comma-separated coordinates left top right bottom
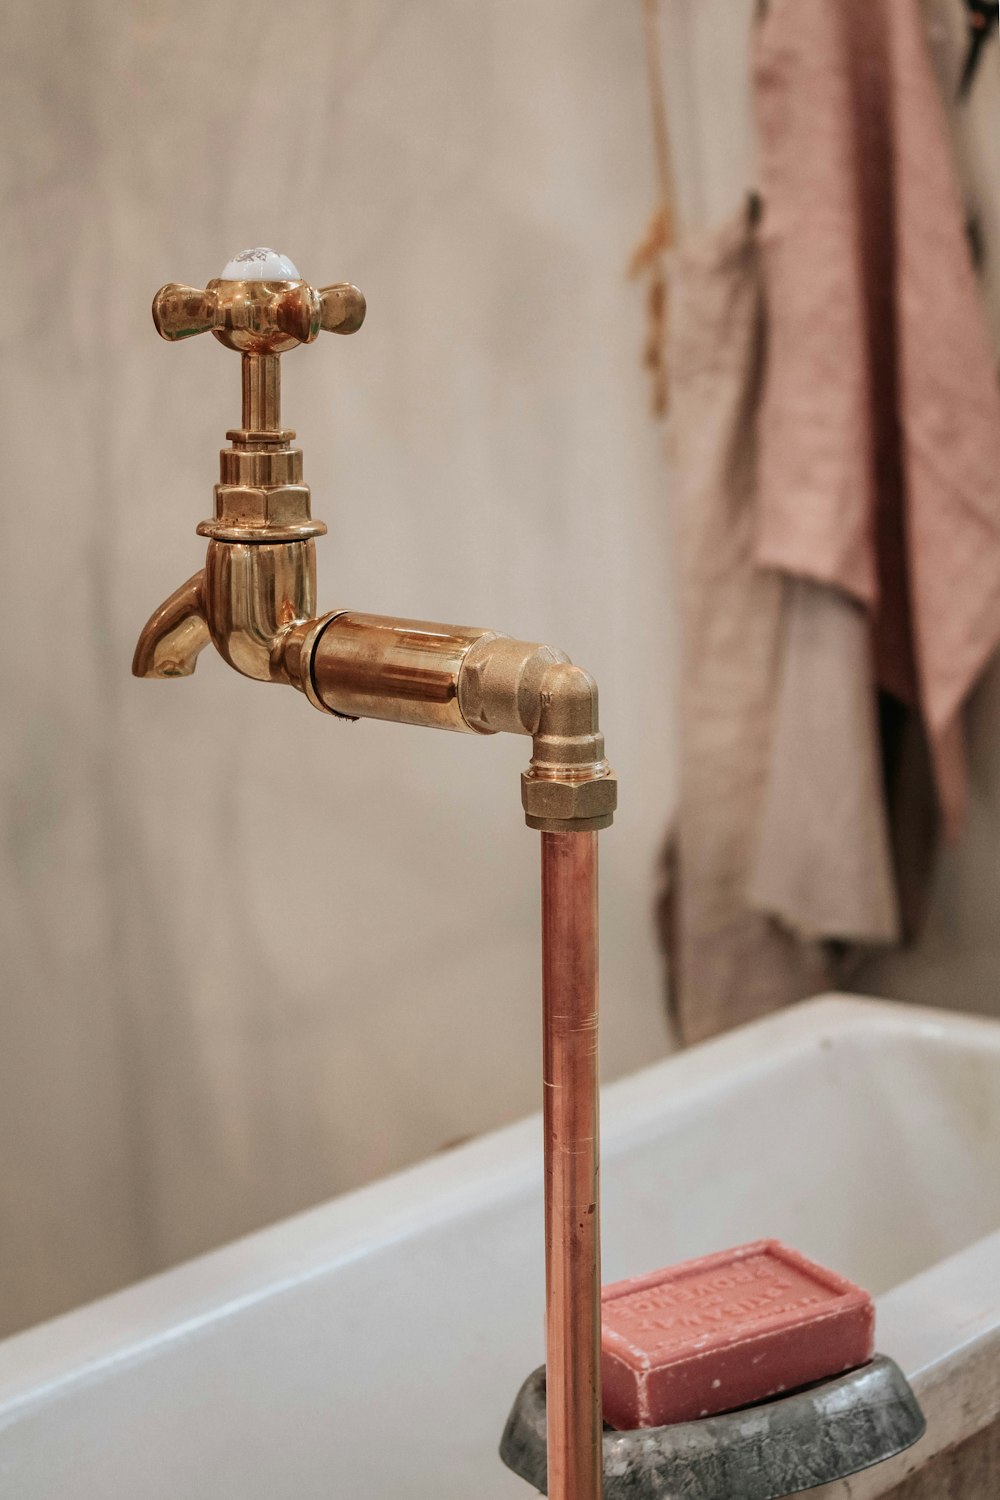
(664, 215, 840, 1045)
(665, 0, 1000, 1044)
(755, 0, 1000, 841)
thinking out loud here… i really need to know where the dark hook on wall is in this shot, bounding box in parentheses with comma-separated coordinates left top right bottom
(958, 1, 999, 99)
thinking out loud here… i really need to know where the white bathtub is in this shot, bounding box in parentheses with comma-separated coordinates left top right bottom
(1, 996, 999, 1497)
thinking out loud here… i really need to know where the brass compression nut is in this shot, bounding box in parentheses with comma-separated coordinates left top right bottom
(198, 483, 325, 542)
(521, 770, 618, 833)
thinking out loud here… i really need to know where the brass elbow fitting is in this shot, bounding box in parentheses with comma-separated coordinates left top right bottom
(459, 639, 616, 833)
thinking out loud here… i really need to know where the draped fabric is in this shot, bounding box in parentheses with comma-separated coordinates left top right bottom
(664, 0, 1000, 1043)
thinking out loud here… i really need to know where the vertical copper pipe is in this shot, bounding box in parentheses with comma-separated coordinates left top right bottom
(541, 830, 603, 1500)
(242, 353, 281, 431)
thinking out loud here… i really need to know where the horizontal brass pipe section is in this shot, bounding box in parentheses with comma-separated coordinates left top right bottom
(309, 612, 496, 732)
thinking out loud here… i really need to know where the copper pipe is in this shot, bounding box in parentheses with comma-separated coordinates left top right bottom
(541, 830, 603, 1500)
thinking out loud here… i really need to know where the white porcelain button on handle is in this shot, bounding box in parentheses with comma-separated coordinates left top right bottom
(220, 248, 301, 282)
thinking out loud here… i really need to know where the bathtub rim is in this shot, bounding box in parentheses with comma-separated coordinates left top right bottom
(1, 993, 999, 1493)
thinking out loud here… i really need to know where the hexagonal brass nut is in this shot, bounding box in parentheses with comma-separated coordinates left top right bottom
(213, 482, 313, 528)
(521, 771, 618, 831)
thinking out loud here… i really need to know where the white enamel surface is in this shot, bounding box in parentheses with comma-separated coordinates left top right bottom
(1, 996, 1000, 1497)
(219, 247, 300, 281)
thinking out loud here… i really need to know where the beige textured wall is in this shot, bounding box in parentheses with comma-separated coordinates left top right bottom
(8, 0, 994, 1344)
(1, 1, 674, 1334)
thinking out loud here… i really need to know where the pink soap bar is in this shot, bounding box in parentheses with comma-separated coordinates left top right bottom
(601, 1240, 874, 1429)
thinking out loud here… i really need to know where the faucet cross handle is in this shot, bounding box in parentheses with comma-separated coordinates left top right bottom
(152, 247, 366, 355)
(151, 248, 366, 437)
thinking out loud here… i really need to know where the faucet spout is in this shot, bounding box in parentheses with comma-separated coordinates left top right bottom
(132, 571, 210, 679)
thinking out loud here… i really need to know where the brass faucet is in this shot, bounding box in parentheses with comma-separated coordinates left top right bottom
(134, 249, 616, 1500)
